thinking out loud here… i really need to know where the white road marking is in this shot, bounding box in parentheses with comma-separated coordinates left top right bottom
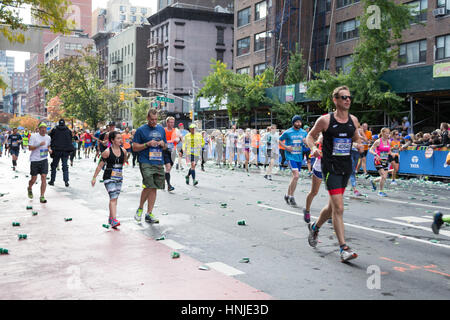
(382, 198, 448, 211)
(393, 216, 434, 224)
(258, 204, 450, 249)
(205, 262, 245, 276)
(159, 239, 185, 250)
(376, 218, 450, 238)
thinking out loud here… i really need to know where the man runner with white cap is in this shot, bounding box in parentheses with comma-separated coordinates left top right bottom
(306, 86, 362, 262)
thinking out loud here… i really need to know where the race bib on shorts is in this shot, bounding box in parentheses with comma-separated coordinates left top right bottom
(12, 141, 18, 147)
(332, 138, 351, 156)
(167, 142, 174, 151)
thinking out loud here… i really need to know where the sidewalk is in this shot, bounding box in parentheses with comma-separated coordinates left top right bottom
(0, 156, 272, 300)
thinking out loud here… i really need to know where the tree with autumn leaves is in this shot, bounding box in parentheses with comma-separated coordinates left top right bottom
(40, 46, 138, 129)
(0, 0, 74, 89)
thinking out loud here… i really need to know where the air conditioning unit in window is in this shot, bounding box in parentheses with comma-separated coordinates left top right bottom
(433, 7, 446, 17)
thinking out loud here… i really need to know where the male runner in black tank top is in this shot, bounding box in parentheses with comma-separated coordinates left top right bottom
(305, 86, 362, 262)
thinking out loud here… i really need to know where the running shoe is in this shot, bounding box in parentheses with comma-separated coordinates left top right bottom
(364, 173, 371, 179)
(289, 197, 298, 207)
(284, 195, 290, 205)
(134, 208, 143, 222)
(431, 212, 443, 235)
(371, 180, 377, 191)
(193, 180, 199, 186)
(340, 246, 358, 262)
(185, 175, 189, 185)
(65, 182, 69, 187)
(48, 181, 55, 186)
(268, 175, 272, 181)
(111, 219, 120, 229)
(168, 185, 175, 192)
(353, 189, 362, 197)
(308, 223, 319, 248)
(39, 196, 47, 204)
(378, 191, 387, 197)
(264, 175, 269, 180)
(27, 188, 33, 199)
(145, 213, 159, 224)
(327, 218, 332, 224)
(391, 180, 397, 185)
(303, 208, 311, 224)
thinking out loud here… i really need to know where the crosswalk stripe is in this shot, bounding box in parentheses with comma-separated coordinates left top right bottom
(205, 262, 245, 276)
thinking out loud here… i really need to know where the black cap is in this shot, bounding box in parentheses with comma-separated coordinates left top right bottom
(59, 119, 65, 126)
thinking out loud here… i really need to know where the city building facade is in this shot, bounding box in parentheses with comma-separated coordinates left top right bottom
(147, 4, 234, 116)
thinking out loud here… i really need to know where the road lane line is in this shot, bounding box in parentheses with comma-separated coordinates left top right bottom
(381, 198, 449, 211)
(258, 204, 450, 249)
(393, 216, 434, 223)
(376, 218, 450, 237)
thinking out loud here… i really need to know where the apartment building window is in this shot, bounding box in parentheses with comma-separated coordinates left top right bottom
(238, 7, 251, 27)
(130, 15, 136, 23)
(254, 32, 268, 51)
(337, 0, 360, 9)
(120, 6, 126, 12)
(398, 40, 427, 66)
(131, 63, 133, 76)
(120, 14, 125, 21)
(437, 0, 450, 14)
(217, 27, 225, 45)
(436, 34, 450, 60)
(237, 67, 250, 74)
(336, 19, 360, 42)
(237, 37, 250, 56)
(254, 63, 266, 76)
(319, 0, 332, 13)
(141, 8, 147, 15)
(408, 0, 427, 23)
(255, 1, 267, 21)
(130, 7, 136, 14)
(335, 55, 353, 74)
(216, 50, 224, 62)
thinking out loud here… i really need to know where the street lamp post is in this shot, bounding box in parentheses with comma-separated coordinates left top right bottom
(167, 55, 196, 123)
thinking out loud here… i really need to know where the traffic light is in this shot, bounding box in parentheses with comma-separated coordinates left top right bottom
(120, 92, 125, 101)
(189, 110, 193, 120)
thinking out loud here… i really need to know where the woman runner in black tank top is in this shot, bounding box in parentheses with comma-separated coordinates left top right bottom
(91, 131, 128, 229)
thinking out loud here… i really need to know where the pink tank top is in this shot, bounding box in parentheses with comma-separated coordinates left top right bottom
(376, 139, 390, 160)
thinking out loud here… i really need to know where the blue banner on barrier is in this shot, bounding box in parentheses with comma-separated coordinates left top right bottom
(366, 150, 449, 177)
(432, 151, 450, 177)
(399, 150, 434, 175)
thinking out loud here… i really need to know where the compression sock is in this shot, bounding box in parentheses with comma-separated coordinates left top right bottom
(191, 169, 196, 180)
(165, 172, 171, 186)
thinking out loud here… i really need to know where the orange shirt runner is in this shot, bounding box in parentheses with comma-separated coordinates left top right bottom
(165, 128, 178, 150)
(122, 132, 131, 150)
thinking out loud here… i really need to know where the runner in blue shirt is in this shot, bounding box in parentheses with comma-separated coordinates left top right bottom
(279, 115, 308, 207)
(132, 108, 167, 224)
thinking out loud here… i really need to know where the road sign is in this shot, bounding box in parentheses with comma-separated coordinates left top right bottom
(156, 96, 175, 103)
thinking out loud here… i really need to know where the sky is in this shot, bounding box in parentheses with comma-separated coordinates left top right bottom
(6, 0, 158, 73)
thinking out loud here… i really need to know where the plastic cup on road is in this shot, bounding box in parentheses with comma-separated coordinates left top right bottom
(171, 252, 180, 259)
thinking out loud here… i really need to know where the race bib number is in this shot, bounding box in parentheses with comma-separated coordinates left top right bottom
(332, 138, 351, 156)
(12, 141, 18, 147)
(291, 140, 302, 154)
(40, 148, 48, 159)
(149, 147, 162, 161)
(111, 167, 123, 181)
(167, 142, 174, 151)
(379, 151, 389, 160)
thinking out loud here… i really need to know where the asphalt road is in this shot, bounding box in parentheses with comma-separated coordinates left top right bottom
(2, 151, 450, 299)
